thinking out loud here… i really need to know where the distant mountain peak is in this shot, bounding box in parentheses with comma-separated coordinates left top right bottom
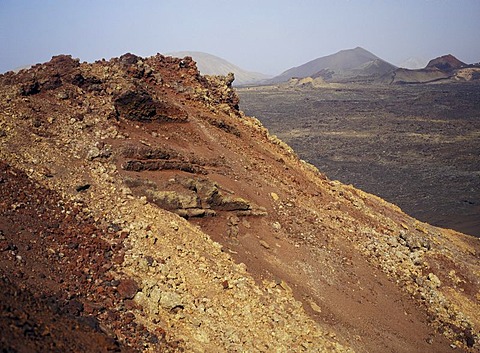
(397, 57, 429, 70)
(268, 47, 395, 84)
(168, 51, 270, 85)
(351, 46, 373, 53)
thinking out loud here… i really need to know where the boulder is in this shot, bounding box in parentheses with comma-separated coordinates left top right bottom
(146, 190, 200, 210)
(114, 90, 158, 121)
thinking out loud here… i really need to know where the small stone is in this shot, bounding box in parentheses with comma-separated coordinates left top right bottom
(194, 329, 210, 344)
(227, 215, 240, 226)
(242, 219, 251, 229)
(279, 280, 292, 293)
(272, 222, 281, 230)
(270, 192, 279, 201)
(117, 278, 139, 299)
(259, 240, 270, 249)
(227, 224, 239, 237)
(160, 292, 183, 311)
(76, 184, 91, 192)
(87, 147, 101, 160)
(427, 273, 441, 288)
(57, 91, 69, 100)
(121, 187, 132, 196)
(309, 301, 322, 313)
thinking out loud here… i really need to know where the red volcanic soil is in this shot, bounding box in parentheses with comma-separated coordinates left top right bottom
(0, 161, 177, 352)
(426, 54, 467, 71)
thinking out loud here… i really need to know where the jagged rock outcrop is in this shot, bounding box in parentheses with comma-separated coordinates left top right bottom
(0, 53, 478, 353)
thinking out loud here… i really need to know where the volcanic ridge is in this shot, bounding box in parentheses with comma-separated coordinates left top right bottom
(266, 48, 480, 85)
(0, 53, 479, 352)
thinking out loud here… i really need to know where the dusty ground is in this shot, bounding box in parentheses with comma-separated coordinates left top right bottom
(0, 54, 479, 352)
(238, 82, 480, 237)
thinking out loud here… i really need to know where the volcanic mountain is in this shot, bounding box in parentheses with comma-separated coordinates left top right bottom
(169, 51, 271, 85)
(426, 54, 467, 72)
(268, 47, 397, 83)
(387, 54, 480, 84)
(0, 54, 479, 352)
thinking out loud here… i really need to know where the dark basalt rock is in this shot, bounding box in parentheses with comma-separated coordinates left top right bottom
(114, 89, 188, 122)
(70, 73, 104, 92)
(119, 53, 141, 67)
(114, 90, 158, 121)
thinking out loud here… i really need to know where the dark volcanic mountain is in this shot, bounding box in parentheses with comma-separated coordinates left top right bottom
(268, 47, 397, 83)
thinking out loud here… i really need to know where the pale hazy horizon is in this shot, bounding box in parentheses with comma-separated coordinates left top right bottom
(1, 0, 479, 75)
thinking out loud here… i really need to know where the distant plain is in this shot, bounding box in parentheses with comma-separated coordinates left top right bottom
(239, 82, 480, 237)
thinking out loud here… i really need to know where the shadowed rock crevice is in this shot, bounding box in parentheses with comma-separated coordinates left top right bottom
(122, 160, 207, 174)
(120, 144, 212, 174)
(122, 145, 178, 160)
(114, 89, 188, 122)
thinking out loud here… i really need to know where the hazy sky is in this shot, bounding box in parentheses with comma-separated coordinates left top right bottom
(1, 0, 479, 75)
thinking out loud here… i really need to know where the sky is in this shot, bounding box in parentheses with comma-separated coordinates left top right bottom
(1, 0, 479, 75)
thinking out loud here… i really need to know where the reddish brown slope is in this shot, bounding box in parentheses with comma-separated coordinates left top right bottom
(0, 161, 166, 352)
(0, 54, 478, 352)
(426, 54, 467, 71)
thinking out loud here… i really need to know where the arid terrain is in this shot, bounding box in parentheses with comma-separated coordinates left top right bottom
(0, 54, 479, 352)
(238, 82, 480, 238)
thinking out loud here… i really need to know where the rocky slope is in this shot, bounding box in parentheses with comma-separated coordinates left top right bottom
(0, 53, 479, 352)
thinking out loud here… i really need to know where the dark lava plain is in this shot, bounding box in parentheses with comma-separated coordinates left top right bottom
(238, 82, 480, 237)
